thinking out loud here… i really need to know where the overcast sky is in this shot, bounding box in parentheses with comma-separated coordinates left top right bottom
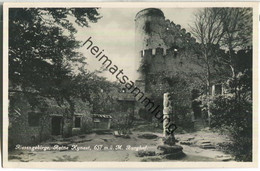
(75, 8, 200, 82)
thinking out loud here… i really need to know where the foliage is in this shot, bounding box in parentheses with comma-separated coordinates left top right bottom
(189, 10, 252, 160)
(190, 8, 229, 94)
(190, 8, 252, 93)
(145, 73, 196, 132)
(9, 8, 100, 91)
(111, 111, 133, 135)
(9, 7, 101, 100)
(132, 122, 162, 133)
(210, 96, 252, 161)
(8, 8, 104, 137)
(138, 57, 151, 75)
(220, 8, 252, 50)
(197, 70, 252, 161)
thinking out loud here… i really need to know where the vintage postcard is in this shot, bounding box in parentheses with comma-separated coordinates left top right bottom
(2, 1, 259, 168)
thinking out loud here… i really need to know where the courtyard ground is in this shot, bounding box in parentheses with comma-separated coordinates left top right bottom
(8, 129, 234, 162)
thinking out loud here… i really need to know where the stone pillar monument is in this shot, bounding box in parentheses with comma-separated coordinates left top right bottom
(157, 92, 185, 159)
(163, 92, 172, 136)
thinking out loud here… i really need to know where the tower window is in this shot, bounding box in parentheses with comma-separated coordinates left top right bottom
(144, 21, 152, 34)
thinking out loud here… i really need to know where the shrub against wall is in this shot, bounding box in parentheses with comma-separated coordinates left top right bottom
(198, 71, 252, 161)
(209, 95, 252, 161)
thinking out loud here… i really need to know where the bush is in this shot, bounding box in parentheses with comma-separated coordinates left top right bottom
(199, 71, 252, 161)
(209, 95, 252, 161)
(110, 112, 133, 135)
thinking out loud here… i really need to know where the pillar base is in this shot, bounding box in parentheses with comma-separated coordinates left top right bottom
(162, 135, 176, 146)
(157, 144, 185, 160)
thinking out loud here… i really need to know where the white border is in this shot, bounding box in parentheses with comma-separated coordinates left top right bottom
(2, 1, 259, 168)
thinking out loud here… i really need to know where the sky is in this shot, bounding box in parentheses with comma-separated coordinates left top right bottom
(74, 8, 200, 82)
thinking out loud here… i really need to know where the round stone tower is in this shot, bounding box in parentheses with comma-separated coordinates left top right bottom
(135, 8, 167, 52)
(135, 8, 167, 82)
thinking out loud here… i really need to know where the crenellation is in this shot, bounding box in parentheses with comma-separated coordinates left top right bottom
(144, 49, 153, 56)
(135, 8, 199, 85)
(169, 23, 177, 31)
(181, 28, 186, 35)
(140, 50, 144, 57)
(165, 19, 171, 25)
(152, 48, 156, 55)
(163, 48, 167, 56)
(185, 32, 191, 38)
(140, 47, 184, 60)
(156, 47, 164, 55)
(170, 21, 175, 27)
(176, 24, 181, 31)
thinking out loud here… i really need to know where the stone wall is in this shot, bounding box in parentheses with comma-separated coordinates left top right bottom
(135, 8, 203, 96)
(134, 8, 205, 125)
(8, 94, 93, 148)
(8, 94, 52, 147)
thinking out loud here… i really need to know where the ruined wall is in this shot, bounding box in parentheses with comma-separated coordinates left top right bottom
(74, 99, 93, 133)
(8, 94, 93, 147)
(8, 93, 52, 147)
(140, 47, 204, 94)
(134, 8, 206, 124)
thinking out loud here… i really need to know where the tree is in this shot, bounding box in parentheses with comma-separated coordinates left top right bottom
(190, 8, 252, 91)
(9, 8, 100, 90)
(190, 8, 227, 95)
(220, 8, 252, 77)
(218, 8, 252, 101)
(191, 8, 253, 160)
(190, 8, 252, 125)
(9, 8, 101, 137)
(190, 8, 229, 125)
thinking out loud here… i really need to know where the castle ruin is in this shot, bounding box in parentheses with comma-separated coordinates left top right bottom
(134, 8, 204, 125)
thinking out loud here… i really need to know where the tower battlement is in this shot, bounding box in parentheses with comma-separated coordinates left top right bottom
(135, 8, 199, 83)
(135, 8, 197, 52)
(140, 48, 177, 57)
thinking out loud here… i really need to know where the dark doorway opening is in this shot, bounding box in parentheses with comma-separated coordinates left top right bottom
(75, 117, 81, 128)
(52, 116, 63, 135)
(191, 89, 202, 119)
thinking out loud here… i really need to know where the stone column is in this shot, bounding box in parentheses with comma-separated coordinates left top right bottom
(107, 118, 111, 129)
(163, 92, 172, 137)
(157, 92, 185, 159)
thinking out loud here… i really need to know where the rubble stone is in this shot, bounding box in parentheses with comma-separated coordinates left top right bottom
(138, 133, 158, 139)
(136, 150, 156, 157)
(162, 135, 176, 146)
(157, 145, 183, 154)
(180, 141, 193, 145)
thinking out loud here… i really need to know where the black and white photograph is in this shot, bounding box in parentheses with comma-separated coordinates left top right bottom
(2, 2, 258, 168)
